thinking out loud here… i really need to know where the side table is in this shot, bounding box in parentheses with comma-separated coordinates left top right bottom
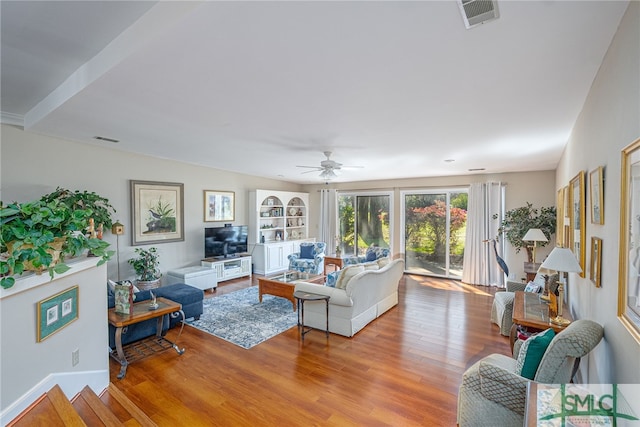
(324, 255, 343, 275)
(293, 290, 330, 341)
(108, 297, 185, 379)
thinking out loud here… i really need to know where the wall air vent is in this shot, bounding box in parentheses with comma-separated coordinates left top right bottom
(457, 0, 499, 29)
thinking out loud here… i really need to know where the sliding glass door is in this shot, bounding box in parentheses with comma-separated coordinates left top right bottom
(402, 190, 467, 278)
(337, 193, 391, 256)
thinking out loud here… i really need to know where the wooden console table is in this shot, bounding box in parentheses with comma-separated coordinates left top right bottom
(108, 297, 185, 379)
(510, 291, 572, 352)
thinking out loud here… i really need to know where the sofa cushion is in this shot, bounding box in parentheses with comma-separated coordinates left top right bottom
(363, 261, 379, 271)
(335, 265, 364, 290)
(377, 257, 390, 268)
(365, 248, 377, 262)
(515, 328, 555, 379)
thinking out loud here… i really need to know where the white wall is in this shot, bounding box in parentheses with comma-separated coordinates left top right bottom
(0, 124, 302, 282)
(0, 260, 108, 417)
(555, 2, 640, 384)
(303, 170, 556, 281)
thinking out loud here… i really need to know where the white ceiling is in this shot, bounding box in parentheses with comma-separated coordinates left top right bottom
(1, 1, 630, 184)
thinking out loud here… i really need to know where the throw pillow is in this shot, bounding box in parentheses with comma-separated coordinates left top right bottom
(335, 265, 364, 290)
(326, 270, 341, 287)
(515, 328, 555, 380)
(299, 244, 314, 259)
(524, 281, 540, 293)
(365, 247, 377, 262)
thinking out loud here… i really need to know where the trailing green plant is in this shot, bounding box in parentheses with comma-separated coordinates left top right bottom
(128, 247, 161, 282)
(40, 187, 116, 230)
(494, 203, 557, 262)
(1, 195, 114, 289)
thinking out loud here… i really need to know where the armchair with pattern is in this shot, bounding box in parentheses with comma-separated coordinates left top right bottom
(457, 319, 604, 427)
(288, 242, 326, 274)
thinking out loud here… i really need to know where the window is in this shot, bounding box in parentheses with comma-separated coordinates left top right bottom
(337, 192, 392, 256)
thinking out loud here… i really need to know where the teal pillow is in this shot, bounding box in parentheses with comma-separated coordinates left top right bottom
(515, 328, 555, 380)
(326, 270, 341, 287)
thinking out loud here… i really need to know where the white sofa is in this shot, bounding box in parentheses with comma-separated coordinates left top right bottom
(294, 258, 405, 337)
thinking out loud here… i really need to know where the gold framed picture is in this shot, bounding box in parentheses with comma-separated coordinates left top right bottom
(569, 171, 586, 277)
(590, 166, 605, 225)
(37, 286, 79, 342)
(618, 137, 640, 344)
(590, 237, 602, 288)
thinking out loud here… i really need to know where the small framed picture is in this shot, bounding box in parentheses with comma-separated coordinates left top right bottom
(590, 166, 604, 225)
(37, 286, 79, 342)
(590, 237, 602, 288)
(267, 198, 274, 206)
(204, 190, 235, 222)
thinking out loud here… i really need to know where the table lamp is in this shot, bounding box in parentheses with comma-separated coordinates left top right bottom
(522, 228, 548, 264)
(540, 247, 582, 326)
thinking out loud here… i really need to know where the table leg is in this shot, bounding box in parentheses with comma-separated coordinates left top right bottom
(170, 310, 186, 355)
(325, 299, 329, 338)
(114, 326, 128, 379)
(300, 299, 306, 342)
(510, 323, 518, 354)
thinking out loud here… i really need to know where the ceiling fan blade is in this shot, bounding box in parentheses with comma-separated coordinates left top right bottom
(342, 165, 364, 169)
(296, 165, 322, 169)
(301, 169, 321, 175)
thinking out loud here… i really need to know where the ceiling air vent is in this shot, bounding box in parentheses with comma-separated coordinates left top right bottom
(457, 0, 499, 29)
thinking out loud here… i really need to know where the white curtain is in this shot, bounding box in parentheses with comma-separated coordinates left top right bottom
(319, 189, 337, 253)
(462, 182, 506, 287)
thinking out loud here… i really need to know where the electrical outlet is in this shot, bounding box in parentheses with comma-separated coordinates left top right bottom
(72, 349, 79, 367)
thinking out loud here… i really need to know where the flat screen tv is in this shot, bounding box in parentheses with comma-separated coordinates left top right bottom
(204, 226, 248, 258)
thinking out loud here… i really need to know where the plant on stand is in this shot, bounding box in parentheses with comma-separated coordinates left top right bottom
(128, 247, 161, 290)
(495, 202, 557, 265)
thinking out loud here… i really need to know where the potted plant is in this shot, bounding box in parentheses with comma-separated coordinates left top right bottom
(40, 187, 116, 236)
(0, 193, 114, 289)
(495, 202, 557, 264)
(128, 247, 161, 290)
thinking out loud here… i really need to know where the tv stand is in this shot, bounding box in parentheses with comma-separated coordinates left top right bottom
(201, 255, 251, 283)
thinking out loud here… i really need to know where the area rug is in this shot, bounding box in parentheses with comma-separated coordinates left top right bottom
(186, 286, 297, 349)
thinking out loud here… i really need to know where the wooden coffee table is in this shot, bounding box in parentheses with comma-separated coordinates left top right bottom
(108, 297, 185, 379)
(258, 271, 325, 311)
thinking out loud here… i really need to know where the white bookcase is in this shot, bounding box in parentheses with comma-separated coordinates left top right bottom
(200, 255, 252, 282)
(249, 190, 314, 275)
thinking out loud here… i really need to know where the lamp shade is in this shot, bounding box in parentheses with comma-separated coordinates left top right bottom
(541, 247, 582, 273)
(522, 228, 548, 242)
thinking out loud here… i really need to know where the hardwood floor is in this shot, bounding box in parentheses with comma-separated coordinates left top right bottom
(109, 273, 510, 426)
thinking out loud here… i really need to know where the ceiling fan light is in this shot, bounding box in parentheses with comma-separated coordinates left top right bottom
(319, 169, 337, 179)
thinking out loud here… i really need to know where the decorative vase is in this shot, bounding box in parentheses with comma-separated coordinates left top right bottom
(136, 278, 160, 290)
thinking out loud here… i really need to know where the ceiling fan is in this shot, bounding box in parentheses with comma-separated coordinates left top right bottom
(296, 151, 363, 180)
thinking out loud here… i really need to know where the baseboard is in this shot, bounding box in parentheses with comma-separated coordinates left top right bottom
(0, 369, 108, 426)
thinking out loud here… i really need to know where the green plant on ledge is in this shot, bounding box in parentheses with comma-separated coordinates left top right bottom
(1, 193, 115, 289)
(128, 247, 161, 282)
(494, 202, 557, 262)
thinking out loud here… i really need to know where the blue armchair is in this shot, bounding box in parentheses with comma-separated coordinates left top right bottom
(288, 242, 326, 274)
(343, 244, 390, 266)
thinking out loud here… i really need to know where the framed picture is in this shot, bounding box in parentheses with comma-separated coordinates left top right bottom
(37, 286, 79, 342)
(569, 171, 586, 277)
(590, 237, 602, 288)
(130, 180, 184, 245)
(204, 190, 235, 222)
(556, 187, 565, 247)
(618, 137, 640, 343)
(590, 166, 605, 224)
